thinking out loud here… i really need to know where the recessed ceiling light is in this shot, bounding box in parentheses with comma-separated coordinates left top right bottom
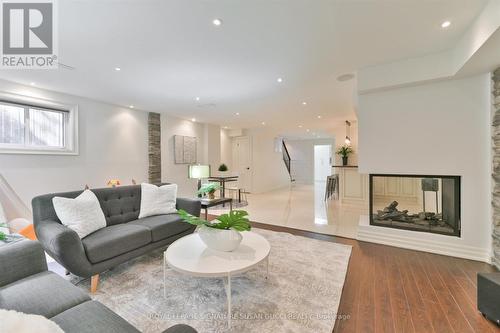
(441, 21, 451, 28)
(195, 97, 200, 101)
(317, 115, 322, 119)
(114, 67, 121, 71)
(306, 129, 310, 132)
(302, 102, 307, 105)
(213, 18, 222, 26)
(235, 112, 240, 116)
(191, 118, 196, 122)
(129, 105, 134, 109)
(261, 122, 266, 125)
(277, 77, 283, 83)
(298, 125, 303, 128)
(30, 82, 35, 86)
(337, 73, 355, 82)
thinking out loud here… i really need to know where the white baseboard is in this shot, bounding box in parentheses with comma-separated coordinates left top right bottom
(357, 216, 491, 263)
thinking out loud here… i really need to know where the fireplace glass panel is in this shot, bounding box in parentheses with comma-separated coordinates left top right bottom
(369, 175, 460, 236)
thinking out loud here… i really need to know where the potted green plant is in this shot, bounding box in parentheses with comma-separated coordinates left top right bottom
(178, 209, 251, 251)
(336, 145, 354, 166)
(218, 163, 228, 175)
(197, 182, 220, 200)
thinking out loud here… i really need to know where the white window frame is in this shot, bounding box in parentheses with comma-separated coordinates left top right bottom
(0, 92, 78, 155)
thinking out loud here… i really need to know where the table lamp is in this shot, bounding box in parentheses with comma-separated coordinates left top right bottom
(188, 164, 210, 193)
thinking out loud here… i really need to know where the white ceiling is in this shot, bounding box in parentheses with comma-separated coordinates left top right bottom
(0, 0, 489, 137)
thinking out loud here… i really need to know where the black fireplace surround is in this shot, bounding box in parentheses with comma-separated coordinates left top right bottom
(369, 174, 461, 237)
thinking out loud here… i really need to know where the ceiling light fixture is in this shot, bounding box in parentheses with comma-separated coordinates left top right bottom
(129, 105, 134, 109)
(114, 67, 121, 71)
(235, 112, 240, 116)
(195, 97, 200, 101)
(306, 129, 310, 132)
(261, 122, 266, 125)
(191, 118, 196, 122)
(317, 115, 322, 119)
(213, 18, 222, 26)
(302, 102, 307, 105)
(277, 77, 283, 83)
(345, 120, 352, 145)
(30, 82, 35, 86)
(298, 125, 303, 128)
(441, 20, 451, 28)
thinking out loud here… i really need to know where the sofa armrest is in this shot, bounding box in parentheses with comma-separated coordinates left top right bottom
(34, 220, 93, 277)
(0, 240, 47, 287)
(176, 198, 201, 217)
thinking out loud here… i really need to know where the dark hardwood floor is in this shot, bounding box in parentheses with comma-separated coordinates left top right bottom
(247, 220, 499, 333)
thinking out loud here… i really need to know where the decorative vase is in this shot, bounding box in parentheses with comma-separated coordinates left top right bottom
(198, 225, 243, 252)
(342, 156, 348, 166)
(208, 191, 215, 200)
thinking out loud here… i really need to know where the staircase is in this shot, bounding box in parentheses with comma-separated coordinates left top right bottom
(282, 141, 295, 182)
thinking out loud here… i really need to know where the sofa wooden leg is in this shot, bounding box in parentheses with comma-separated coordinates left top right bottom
(90, 274, 99, 293)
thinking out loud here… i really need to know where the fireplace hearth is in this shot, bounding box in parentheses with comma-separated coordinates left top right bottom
(369, 175, 460, 237)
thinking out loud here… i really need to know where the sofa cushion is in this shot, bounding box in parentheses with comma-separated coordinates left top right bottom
(82, 224, 151, 263)
(0, 271, 90, 318)
(128, 214, 191, 242)
(50, 300, 139, 333)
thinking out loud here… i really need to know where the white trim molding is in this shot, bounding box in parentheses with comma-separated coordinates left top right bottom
(357, 215, 491, 263)
(0, 91, 79, 155)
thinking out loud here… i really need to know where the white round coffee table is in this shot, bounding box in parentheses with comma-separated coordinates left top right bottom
(164, 231, 271, 328)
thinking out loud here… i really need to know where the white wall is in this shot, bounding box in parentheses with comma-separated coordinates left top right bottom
(0, 80, 149, 219)
(160, 116, 223, 197)
(285, 138, 334, 184)
(220, 129, 232, 171)
(358, 73, 492, 260)
(244, 128, 290, 193)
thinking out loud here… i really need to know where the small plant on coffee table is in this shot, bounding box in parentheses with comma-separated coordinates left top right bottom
(178, 209, 251, 231)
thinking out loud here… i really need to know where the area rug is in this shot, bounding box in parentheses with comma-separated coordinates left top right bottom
(77, 228, 351, 333)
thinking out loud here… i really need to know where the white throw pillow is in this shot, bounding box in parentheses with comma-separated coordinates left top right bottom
(139, 183, 177, 219)
(0, 309, 64, 333)
(52, 190, 106, 238)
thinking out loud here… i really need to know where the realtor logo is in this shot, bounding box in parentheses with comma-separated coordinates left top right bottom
(1, 0, 58, 68)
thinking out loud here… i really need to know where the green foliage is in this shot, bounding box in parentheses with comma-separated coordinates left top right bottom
(178, 209, 252, 231)
(336, 145, 354, 157)
(218, 163, 228, 172)
(197, 183, 220, 195)
(0, 223, 7, 241)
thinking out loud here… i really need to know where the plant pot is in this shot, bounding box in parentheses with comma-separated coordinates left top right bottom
(208, 191, 215, 200)
(198, 225, 243, 252)
(342, 156, 348, 166)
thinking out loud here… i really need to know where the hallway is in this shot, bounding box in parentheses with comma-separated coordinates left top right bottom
(209, 181, 367, 239)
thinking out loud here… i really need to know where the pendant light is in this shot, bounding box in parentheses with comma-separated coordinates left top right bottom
(345, 120, 351, 145)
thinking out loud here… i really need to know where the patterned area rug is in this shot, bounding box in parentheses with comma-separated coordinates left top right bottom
(77, 228, 351, 333)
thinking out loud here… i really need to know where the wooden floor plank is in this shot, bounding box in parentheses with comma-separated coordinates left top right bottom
(242, 220, 499, 333)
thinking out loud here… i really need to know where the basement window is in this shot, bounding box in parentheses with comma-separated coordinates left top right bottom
(0, 96, 78, 155)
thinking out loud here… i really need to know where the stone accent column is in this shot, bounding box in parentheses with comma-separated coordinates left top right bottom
(148, 113, 161, 184)
(492, 68, 500, 270)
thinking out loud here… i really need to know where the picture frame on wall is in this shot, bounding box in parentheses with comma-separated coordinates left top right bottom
(174, 135, 197, 164)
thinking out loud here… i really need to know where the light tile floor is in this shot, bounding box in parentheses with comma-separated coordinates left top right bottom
(209, 181, 368, 239)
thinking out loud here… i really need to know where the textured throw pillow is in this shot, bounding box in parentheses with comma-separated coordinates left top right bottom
(52, 190, 106, 238)
(139, 183, 177, 219)
(0, 309, 64, 333)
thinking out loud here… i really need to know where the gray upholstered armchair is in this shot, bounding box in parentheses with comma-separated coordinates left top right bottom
(32, 184, 200, 292)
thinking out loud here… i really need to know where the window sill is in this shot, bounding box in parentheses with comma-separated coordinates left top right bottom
(0, 148, 79, 155)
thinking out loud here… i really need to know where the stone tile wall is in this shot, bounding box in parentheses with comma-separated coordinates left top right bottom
(148, 113, 161, 184)
(492, 68, 500, 270)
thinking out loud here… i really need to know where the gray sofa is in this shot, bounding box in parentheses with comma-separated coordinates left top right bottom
(32, 184, 200, 292)
(0, 240, 196, 333)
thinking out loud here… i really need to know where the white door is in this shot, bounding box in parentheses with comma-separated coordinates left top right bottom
(232, 136, 252, 192)
(314, 145, 332, 181)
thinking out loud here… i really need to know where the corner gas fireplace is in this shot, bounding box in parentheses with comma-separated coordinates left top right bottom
(369, 174, 461, 237)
